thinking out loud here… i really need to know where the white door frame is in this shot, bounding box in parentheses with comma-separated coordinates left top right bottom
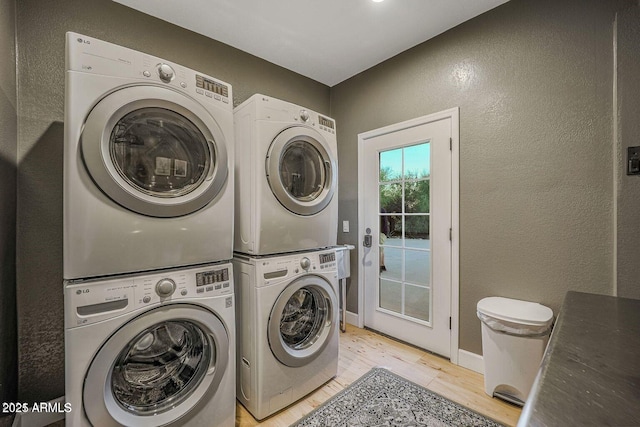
(356, 107, 460, 364)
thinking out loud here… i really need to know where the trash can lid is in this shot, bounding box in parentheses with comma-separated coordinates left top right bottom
(477, 297, 553, 327)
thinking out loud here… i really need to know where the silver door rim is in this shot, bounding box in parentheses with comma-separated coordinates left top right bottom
(83, 304, 229, 427)
(266, 126, 337, 216)
(81, 85, 229, 218)
(267, 275, 337, 367)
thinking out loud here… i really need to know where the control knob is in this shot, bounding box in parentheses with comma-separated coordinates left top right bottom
(157, 63, 175, 83)
(300, 257, 311, 270)
(156, 278, 176, 298)
(299, 110, 310, 122)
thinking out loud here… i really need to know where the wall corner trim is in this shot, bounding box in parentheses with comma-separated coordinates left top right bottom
(458, 349, 484, 375)
(612, 10, 619, 297)
(345, 310, 361, 328)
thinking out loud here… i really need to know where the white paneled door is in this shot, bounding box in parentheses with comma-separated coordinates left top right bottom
(358, 109, 458, 358)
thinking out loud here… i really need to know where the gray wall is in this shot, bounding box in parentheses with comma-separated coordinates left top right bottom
(0, 0, 17, 424)
(15, 0, 329, 403)
(332, 0, 635, 354)
(616, 5, 640, 299)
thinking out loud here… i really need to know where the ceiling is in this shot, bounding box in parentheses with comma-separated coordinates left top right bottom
(114, 0, 509, 87)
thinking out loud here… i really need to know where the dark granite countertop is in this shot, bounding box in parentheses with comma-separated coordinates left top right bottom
(518, 291, 640, 426)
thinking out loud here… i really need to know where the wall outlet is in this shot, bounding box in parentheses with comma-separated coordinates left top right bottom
(342, 220, 350, 233)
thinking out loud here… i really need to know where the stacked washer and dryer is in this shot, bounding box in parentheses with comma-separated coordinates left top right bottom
(63, 33, 236, 426)
(232, 95, 340, 420)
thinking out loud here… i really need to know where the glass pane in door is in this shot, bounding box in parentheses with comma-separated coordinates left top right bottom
(405, 180, 430, 214)
(379, 184, 402, 213)
(404, 144, 431, 178)
(405, 250, 430, 285)
(379, 149, 402, 181)
(405, 284, 430, 321)
(405, 216, 430, 249)
(378, 142, 432, 324)
(380, 246, 402, 281)
(379, 279, 402, 314)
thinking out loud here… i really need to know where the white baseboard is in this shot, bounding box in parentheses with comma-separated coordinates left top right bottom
(343, 312, 482, 375)
(458, 349, 484, 374)
(11, 396, 66, 427)
(345, 310, 360, 327)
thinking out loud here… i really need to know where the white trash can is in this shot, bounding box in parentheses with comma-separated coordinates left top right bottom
(477, 297, 553, 406)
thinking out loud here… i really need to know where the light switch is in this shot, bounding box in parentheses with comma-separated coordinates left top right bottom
(628, 146, 640, 176)
(342, 220, 350, 233)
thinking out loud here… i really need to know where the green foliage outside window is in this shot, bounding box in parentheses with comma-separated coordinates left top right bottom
(379, 167, 430, 240)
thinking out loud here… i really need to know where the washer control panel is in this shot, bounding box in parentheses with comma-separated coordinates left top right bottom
(155, 278, 176, 297)
(65, 263, 233, 327)
(157, 63, 175, 83)
(258, 249, 337, 287)
(300, 257, 311, 270)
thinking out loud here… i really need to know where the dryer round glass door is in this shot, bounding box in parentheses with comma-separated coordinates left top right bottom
(109, 108, 209, 199)
(266, 126, 337, 216)
(83, 305, 229, 427)
(81, 85, 229, 218)
(268, 275, 337, 367)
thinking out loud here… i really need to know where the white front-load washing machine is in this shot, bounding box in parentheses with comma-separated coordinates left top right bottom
(64, 32, 234, 279)
(232, 249, 339, 420)
(65, 262, 235, 426)
(234, 94, 338, 255)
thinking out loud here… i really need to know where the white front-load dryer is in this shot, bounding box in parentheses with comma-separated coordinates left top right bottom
(234, 94, 338, 255)
(232, 249, 339, 420)
(64, 262, 235, 426)
(64, 32, 234, 279)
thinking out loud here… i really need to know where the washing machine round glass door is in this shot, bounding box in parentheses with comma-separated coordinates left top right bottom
(268, 275, 337, 367)
(266, 126, 337, 216)
(83, 305, 229, 427)
(80, 85, 229, 217)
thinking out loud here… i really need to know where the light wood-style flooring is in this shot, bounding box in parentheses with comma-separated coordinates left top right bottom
(236, 324, 521, 426)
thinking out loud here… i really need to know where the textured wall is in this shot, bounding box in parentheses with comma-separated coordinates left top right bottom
(616, 5, 640, 299)
(0, 0, 17, 423)
(15, 0, 329, 403)
(332, 0, 633, 354)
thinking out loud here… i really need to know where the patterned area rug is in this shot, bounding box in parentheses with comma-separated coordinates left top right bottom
(290, 368, 505, 427)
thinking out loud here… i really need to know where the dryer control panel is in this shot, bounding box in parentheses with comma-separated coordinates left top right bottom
(248, 94, 337, 136)
(66, 32, 232, 109)
(64, 263, 233, 327)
